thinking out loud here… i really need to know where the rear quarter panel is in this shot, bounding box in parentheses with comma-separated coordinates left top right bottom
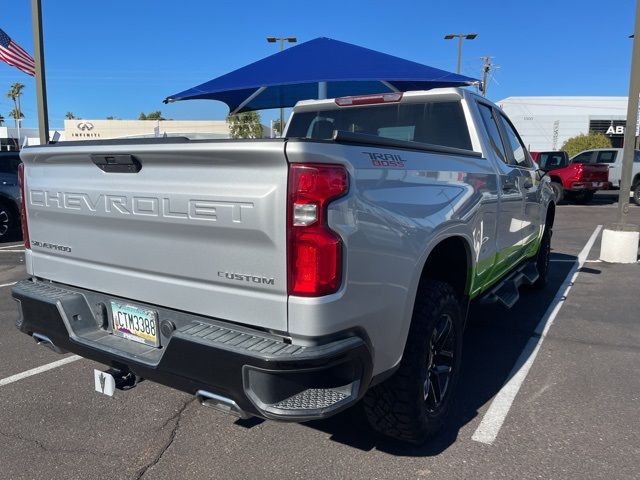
(285, 140, 499, 375)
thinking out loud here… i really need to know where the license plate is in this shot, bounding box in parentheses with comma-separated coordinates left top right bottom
(111, 301, 159, 347)
(592, 182, 603, 188)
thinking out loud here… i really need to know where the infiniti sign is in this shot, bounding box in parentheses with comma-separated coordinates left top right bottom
(77, 122, 94, 131)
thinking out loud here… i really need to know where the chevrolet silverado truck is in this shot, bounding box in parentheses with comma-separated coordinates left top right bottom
(569, 148, 640, 204)
(13, 88, 554, 444)
(530, 150, 608, 204)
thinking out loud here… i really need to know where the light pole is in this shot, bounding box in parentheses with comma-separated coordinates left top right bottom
(444, 33, 477, 74)
(599, 3, 640, 263)
(31, 0, 50, 145)
(267, 36, 297, 137)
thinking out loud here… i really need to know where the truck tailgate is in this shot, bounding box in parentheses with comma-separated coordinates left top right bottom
(582, 163, 609, 182)
(20, 140, 289, 332)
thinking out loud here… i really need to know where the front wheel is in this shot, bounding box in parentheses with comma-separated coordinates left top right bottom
(363, 280, 463, 444)
(531, 225, 552, 289)
(0, 201, 17, 240)
(633, 183, 640, 206)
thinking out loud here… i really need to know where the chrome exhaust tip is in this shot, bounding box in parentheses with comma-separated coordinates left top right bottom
(196, 390, 251, 419)
(32, 332, 67, 354)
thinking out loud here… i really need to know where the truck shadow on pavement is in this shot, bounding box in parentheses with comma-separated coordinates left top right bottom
(300, 259, 576, 456)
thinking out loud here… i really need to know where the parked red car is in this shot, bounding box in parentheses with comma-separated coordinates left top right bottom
(530, 151, 609, 204)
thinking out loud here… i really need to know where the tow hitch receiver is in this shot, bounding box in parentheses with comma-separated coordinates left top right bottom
(94, 368, 142, 397)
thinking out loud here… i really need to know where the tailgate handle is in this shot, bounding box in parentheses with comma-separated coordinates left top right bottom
(91, 154, 141, 173)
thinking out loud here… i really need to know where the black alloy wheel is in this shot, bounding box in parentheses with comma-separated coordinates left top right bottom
(424, 313, 455, 412)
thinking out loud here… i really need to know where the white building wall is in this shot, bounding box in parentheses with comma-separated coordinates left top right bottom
(497, 97, 628, 151)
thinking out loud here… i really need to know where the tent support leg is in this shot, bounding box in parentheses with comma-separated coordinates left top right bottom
(318, 81, 327, 99)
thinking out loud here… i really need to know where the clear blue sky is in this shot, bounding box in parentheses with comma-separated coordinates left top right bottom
(1, 0, 637, 129)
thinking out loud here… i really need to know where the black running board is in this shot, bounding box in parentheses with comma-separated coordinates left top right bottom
(480, 262, 539, 309)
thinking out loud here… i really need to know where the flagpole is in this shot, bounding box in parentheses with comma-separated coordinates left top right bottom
(31, 0, 49, 145)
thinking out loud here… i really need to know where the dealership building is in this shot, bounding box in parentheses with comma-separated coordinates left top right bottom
(63, 119, 233, 141)
(497, 96, 633, 152)
(1, 119, 241, 150)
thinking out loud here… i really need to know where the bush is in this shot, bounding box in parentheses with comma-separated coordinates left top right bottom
(561, 132, 612, 158)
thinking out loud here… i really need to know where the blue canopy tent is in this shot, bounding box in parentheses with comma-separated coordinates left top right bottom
(164, 37, 478, 113)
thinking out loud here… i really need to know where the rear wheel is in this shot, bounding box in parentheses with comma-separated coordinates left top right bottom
(571, 190, 594, 204)
(364, 280, 463, 444)
(633, 183, 640, 206)
(532, 225, 552, 289)
(550, 182, 564, 204)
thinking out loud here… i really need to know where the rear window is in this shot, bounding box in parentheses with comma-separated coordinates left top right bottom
(538, 152, 568, 169)
(287, 100, 473, 151)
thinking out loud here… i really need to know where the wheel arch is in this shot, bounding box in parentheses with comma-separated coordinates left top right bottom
(417, 235, 472, 300)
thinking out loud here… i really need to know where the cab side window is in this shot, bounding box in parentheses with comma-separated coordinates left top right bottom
(477, 103, 507, 164)
(572, 151, 594, 164)
(498, 114, 533, 168)
(596, 151, 617, 163)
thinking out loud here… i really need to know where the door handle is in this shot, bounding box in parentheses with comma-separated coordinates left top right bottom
(502, 178, 519, 193)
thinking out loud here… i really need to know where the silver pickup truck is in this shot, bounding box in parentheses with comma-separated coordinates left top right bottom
(13, 88, 554, 444)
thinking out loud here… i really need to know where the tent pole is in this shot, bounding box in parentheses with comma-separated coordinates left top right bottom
(230, 87, 267, 116)
(381, 81, 400, 93)
(318, 81, 327, 99)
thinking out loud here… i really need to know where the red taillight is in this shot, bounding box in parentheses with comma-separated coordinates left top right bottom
(335, 92, 403, 106)
(17, 163, 30, 249)
(287, 164, 348, 296)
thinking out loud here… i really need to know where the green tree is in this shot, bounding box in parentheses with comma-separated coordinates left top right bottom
(226, 111, 264, 139)
(65, 112, 76, 120)
(106, 116, 115, 120)
(139, 111, 165, 121)
(272, 118, 283, 137)
(6, 82, 25, 128)
(561, 132, 612, 158)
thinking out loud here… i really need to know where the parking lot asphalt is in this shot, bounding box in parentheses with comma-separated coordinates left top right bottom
(0, 193, 638, 480)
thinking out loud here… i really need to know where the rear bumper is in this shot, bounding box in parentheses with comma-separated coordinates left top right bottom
(12, 278, 372, 421)
(568, 181, 608, 191)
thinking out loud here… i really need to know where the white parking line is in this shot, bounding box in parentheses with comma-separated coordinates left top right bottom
(0, 281, 17, 288)
(0, 250, 25, 253)
(0, 355, 82, 388)
(0, 243, 23, 250)
(471, 225, 603, 445)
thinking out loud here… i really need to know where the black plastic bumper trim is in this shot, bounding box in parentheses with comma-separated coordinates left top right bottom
(12, 279, 373, 421)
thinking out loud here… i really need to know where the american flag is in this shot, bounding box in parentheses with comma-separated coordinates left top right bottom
(0, 28, 35, 76)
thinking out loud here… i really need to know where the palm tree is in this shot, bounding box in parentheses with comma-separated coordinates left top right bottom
(9, 108, 24, 120)
(6, 82, 25, 128)
(0, 115, 4, 126)
(65, 112, 76, 120)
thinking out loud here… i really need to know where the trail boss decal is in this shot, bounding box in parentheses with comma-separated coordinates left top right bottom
(363, 151, 406, 168)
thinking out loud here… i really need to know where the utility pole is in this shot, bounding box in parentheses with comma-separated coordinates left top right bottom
(480, 56, 493, 97)
(31, 0, 50, 145)
(599, 0, 640, 263)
